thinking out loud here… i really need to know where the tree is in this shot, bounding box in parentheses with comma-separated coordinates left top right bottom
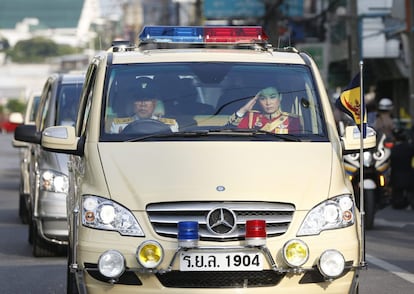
(6, 99, 26, 113)
(7, 37, 79, 63)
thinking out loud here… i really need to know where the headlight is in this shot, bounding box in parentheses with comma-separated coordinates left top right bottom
(40, 170, 68, 193)
(297, 195, 355, 236)
(98, 250, 125, 279)
(82, 195, 144, 236)
(363, 151, 373, 167)
(318, 249, 345, 278)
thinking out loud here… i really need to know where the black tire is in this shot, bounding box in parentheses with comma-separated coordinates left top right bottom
(28, 215, 34, 244)
(66, 246, 79, 294)
(364, 189, 376, 230)
(18, 192, 29, 224)
(32, 221, 58, 257)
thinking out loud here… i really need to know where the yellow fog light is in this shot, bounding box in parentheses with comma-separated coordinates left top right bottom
(98, 250, 125, 278)
(318, 249, 345, 278)
(136, 240, 164, 268)
(283, 239, 309, 267)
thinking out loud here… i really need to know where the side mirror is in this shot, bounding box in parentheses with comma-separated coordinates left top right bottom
(341, 126, 376, 154)
(12, 138, 29, 148)
(14, 124, 40, 144)
(41, 125, 83, 156)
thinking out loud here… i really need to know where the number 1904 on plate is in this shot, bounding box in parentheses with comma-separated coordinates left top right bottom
(180, 251, 263, 271)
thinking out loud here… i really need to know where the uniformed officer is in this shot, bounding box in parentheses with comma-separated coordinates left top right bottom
(228, 86, 302, 134)
(373, 98, 395, 142)
(111, 86, 178, 133)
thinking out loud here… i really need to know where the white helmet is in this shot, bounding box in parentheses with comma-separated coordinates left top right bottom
(378, 98, 393, 111)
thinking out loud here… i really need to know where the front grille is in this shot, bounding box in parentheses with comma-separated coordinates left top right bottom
(156, 270, 285, 288)
(147, 201, 295, 241)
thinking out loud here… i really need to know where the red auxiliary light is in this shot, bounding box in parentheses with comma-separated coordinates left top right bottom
(245, 219, 267, 246)
(204, 26, 268, 43)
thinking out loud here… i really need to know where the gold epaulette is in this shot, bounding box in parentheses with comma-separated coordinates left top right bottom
(282, 111, 299, 118)
(159, 117, 177, 125)
(112, 117, 134, 124)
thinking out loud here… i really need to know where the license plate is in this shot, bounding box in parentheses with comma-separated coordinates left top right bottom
(179, 251, 263, 271)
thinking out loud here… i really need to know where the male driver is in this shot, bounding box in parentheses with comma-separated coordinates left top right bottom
(111, 86, 177, 133)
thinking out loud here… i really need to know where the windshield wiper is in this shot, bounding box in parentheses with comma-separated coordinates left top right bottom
(220, 128, 302, 141)
(125, 128, 301, 142)
(126, 130, 210, 142)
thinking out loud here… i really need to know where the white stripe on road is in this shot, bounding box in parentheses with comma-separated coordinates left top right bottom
(375, 218, 414, 229)
(366, 254, 414, 284)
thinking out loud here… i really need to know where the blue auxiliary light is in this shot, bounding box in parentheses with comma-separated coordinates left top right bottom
(139, 26, 203, 43)
(177, 221, 199, 248)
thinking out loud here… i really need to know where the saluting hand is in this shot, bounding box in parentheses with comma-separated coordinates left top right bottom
(237, 95, 258, 117)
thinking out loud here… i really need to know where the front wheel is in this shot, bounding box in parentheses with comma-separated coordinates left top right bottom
(364, 189, 376, 230)
(32, 221, 59, 257)
(19, 193, 29, 224)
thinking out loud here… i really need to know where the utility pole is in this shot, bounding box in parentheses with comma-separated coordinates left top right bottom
(194, 0, 203, 25)
(407, 0, 414, 124)
(348, 0, 360, 78)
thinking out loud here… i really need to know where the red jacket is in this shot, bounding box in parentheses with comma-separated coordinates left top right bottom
(231, 110, 302, 134)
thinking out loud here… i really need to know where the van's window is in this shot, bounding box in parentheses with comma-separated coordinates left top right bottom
(29, 96, 41, 122)
(101, 63, 327, 142)
(56, 84, 83, 127)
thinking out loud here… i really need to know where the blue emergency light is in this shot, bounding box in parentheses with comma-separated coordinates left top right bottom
(177, 221, 199, 248)
(138, 26, 268, 44)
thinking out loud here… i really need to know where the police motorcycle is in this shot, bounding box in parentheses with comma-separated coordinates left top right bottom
(343, 129, 392, 229)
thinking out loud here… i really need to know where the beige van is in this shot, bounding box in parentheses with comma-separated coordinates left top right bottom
(14, 73, 84, 256)
(39, 26, 375, 293)
(13, 91, 41, 224)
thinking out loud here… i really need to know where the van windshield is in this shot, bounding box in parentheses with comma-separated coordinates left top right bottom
(101, 62, 327, 142)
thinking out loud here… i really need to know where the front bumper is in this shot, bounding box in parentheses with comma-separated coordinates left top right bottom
(73, 225, 362, 293)
(35, 190, 68, 245)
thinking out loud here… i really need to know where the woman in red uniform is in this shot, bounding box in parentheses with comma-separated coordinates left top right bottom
(228, 86, 302, 134)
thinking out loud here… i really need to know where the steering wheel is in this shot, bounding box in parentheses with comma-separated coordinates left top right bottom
(121, 119, 172, 135)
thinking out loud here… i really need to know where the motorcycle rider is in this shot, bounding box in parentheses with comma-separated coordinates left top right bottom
(373, 98, 395, 142)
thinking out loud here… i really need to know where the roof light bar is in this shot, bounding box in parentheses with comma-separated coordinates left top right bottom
(138, 26, 268, 44)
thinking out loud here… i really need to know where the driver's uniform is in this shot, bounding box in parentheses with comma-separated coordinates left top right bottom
(110, 114, 178, 133)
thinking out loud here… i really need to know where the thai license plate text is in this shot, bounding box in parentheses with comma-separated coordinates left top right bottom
(179, 251, 263, 271)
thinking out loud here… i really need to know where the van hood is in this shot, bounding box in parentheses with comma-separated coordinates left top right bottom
(98, 142, 336, 211)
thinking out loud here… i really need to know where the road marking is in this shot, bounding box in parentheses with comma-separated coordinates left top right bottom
(0, 254, 65, 267)
(366, 254, 414, 284)
(375, 218, 414, 228)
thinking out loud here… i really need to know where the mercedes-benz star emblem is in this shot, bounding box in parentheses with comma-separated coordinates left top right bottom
(207, 207, 237, 234)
